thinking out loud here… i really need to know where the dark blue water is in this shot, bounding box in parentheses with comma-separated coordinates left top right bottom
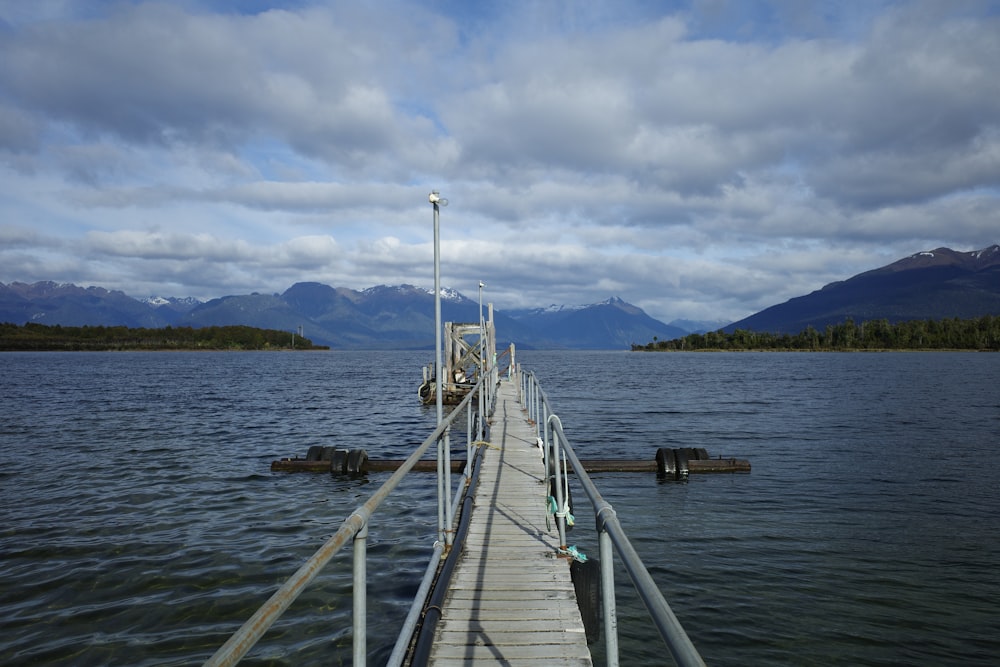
(2, 350, 998, 665)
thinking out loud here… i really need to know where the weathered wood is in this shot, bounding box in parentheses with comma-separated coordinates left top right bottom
(428, 379, 593, 666)
(270, 459, 331, 472)
(271, 457, 749, 474)
(270, 458, 465, 473)
(688, 458, 751, 473)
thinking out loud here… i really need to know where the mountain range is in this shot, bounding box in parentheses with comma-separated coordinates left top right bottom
(3, 244, 998, 348)
(0, 281, 686, 349)
(724, 244, 1000, 334)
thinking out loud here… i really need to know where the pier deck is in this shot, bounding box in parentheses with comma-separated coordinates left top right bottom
(429, 379, 592, 666)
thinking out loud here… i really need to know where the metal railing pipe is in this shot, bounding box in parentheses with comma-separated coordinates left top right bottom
(520, 371, 705, 667)
(550, 415, 706, 667)
(203, 378, 484, 667)
(384, 542, 444, 667)
(388, 380, 484, 667)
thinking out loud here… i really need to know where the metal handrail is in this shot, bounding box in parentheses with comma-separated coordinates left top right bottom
(521, 369, 707, 667)
(203, 376, 488, 667)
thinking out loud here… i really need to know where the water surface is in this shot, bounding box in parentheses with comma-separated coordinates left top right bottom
(2, 350, 998, 665)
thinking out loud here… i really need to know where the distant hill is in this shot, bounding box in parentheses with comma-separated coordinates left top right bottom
(725, 245, 1000, 334)
(506, 297, 687, 348)
(0, 281, 169, 328)
(0, 281, 673, 350)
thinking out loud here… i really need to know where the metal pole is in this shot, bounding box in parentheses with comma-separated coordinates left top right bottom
(478, 281, 485, 444)
(431, 192, 445, 545)
(353, 521, 369, 666)
(466, 395, 473, 480)
(599, 522, 620, 667)
(478, 281, 484, 378)
(443, 427, 453, 543)
(429, 191, 454, 548)
(547, 414, 568, 548)
(432, 194, 443, 428)
(385, 542, 444, 667)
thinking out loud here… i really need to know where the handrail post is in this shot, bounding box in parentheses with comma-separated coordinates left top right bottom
(436, 435, 445, 544)
(353, 520, 369, 666)
(542, 401, 550, 454)
(598, 507, 620, 667)
(538, 380, 707, 667)
(534, 380, 541, 438)
(443, 428, 453, 544)
(204, 384, 483, 667)
(546, 414, 568, 548)
(466, 395, 473, 480)
(531, 375, 538, 430)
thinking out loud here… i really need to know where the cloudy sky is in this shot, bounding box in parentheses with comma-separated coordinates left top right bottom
(1, 0, 998, 324)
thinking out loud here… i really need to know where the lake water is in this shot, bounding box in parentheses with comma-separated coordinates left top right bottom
(1, 350, 998, 665)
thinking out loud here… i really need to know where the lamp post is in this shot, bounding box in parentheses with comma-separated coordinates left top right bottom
(430, 191, 448, 426)
(478, 281, 485, 441)
(429, 190, 451, 546)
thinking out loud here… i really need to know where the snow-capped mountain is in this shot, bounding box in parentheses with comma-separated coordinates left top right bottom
(724, 244, 1000, 333)
(0, 281, 676, 349)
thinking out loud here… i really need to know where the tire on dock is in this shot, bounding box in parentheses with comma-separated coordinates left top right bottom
(330, 448, 349, 475)
(545, 441, 559, 478)
(570, 558, 602, 644)
(655, 447, 676, 478)
(346, 448, 369, 476)
(674, 447, 690, 478)
(305, 445, 324, 461)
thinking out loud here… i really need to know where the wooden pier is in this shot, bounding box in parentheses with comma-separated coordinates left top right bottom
(427, 378, 593, 666)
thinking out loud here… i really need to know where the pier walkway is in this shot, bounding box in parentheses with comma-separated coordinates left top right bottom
(429, 378, 592, 666)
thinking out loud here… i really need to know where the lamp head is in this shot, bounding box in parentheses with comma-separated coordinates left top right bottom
(428, 191, 448, 206)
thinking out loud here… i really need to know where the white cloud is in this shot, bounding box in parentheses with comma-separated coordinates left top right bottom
(0, 0, 997, 324)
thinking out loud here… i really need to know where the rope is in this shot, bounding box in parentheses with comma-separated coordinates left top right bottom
(471, 440, 499, 450)
(558, 545, 587, 562)
(547, 496, 575, 528)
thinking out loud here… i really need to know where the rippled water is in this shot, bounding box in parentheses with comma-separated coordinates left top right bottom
(520, 350, 1000, 666)
(2, 350, 998, 665)
(1, 351, 441, 666)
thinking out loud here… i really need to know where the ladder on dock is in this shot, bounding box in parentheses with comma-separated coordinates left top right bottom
(428, 379, 592, 665)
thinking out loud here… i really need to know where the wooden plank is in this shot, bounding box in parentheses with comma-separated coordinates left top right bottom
(430, 643, 592, 660)
(429, 379, 592, 666)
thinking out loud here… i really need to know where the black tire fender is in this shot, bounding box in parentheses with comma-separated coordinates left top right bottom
(655, 447, 676, 477)
(330, 448, 349, 475)
(571, 558, 602, 644)
(346, 448, 368, 476)
(674, 447, 690, 477)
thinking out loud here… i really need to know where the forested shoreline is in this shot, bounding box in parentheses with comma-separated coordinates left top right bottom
(634, 316, 1000, 351)
(0, 323, 328, 351)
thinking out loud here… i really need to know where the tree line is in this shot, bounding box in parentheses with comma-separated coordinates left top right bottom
(633, 316, 1000, 352)
(0, 322, 327, 351)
